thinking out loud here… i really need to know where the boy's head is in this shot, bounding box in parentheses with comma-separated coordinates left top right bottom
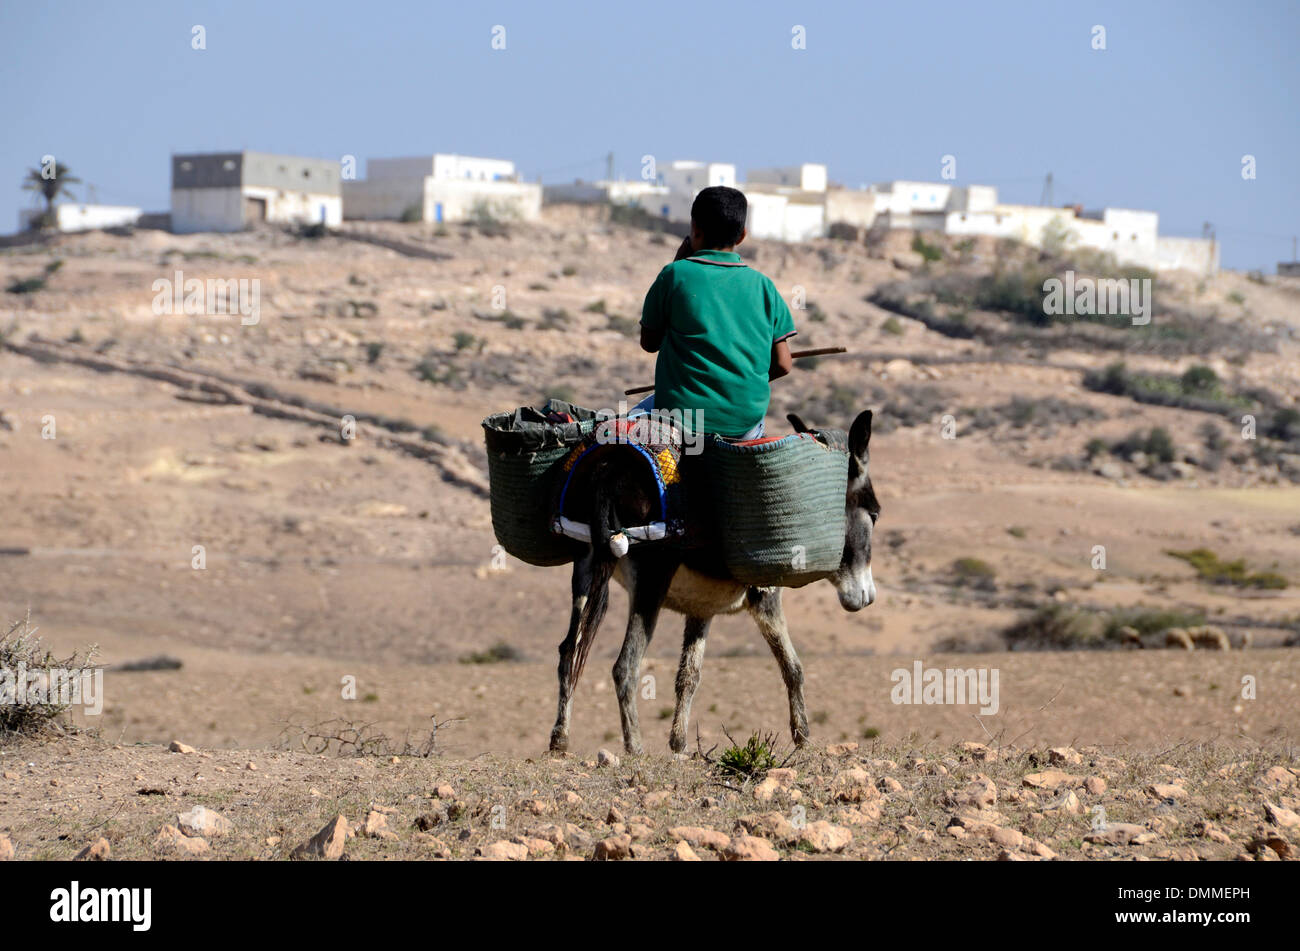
(690, 186, 747, 251)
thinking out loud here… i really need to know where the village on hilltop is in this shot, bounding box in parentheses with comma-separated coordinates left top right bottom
(17, 150, 1221, 275)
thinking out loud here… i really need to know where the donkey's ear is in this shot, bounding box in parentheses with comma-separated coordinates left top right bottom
(787, 412, 812, 434)
(849, 410, 873, 457)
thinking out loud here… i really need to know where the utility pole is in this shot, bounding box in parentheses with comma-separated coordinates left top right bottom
(606, 152, 615, 182)
(1040, 171, 1053, 207)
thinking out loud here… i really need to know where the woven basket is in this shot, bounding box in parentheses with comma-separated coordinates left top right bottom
(483, 400, 598, 566)
(704, 431, 848, 586)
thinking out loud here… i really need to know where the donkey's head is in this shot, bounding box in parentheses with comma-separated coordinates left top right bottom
(789, 410, 880, 611)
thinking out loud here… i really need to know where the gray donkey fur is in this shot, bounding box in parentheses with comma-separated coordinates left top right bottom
(549, 410, 880, 755)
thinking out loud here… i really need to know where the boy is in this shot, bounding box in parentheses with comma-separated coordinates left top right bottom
(635, 186, 796, 440)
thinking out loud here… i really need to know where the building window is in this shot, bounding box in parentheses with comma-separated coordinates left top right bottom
(180, 161, 193, 171)
(222, 159, 236, 171)
(303, 169, 311, 178)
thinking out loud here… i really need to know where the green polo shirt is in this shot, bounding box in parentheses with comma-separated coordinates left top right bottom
(640, 250, 797, 437)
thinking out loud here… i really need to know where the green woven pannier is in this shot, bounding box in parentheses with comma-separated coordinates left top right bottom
(482, 400, 599, 566)
(704, 431, 849, 587)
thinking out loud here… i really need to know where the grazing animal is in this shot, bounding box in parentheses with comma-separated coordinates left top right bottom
(549, 410, 879, 755)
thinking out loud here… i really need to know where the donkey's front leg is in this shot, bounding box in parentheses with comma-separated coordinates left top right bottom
(549, 552, 594, 753)
(612, 554, 675, 755)
(747, 587, 810, 746)
(669, 616, 710, 753)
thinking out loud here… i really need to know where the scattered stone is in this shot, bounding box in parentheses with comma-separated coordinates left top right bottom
(592, 834, 632, 861)
(669, 826, 730, 851)
(959, 741, 998, 762)
(721, 834, 779, 861)
(168, 740, 197, 754)
(359, 810, 397, 840)
(520, 798, 551, 816)
(512, 836, 556, 858)
(798, 821, 852, 854)
(826, 742, 859, 756)
(432, 783, 456, 799)
(1261, 767, 1296, 790)
(75, 837, 111, 861)
(1264, 802, 1300, 829)
(1147, 783, 1189, 802)
(1048, 747, 1083, 766)
(881, 777, 904, 795)
(643, 790, 672, 809)
(1085, 823, 1157, 846)
(672, 840, 701, 861)
(1084, 776, 1107, 796)
(737, 812, 797, 845)
(559, 790, 583, 806)
(1022, 770, 1079, 790)
(831, 767, 880, 803)
(1248, 834, 1291, 860)
(293, 815, 350, 860)
(596, 749, 620, 769)
(1194, 820, 1232, 844)
(154, 824, 208, 855)
(1044, 790, 1086, 816)
(949, 775, 997, 809)
(0, 834, 13, 860)
(178, 805, 232, 838)
(411, 833, 450, 856)
(414, 809, 447, 831)
(480, 840, 529, 861)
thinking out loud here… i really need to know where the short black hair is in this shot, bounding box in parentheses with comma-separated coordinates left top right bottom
(690, 186, 747, 248)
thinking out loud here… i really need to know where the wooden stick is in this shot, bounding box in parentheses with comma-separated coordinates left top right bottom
(624, 347, 846, 396)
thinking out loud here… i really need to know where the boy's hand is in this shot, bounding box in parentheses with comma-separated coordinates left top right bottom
(673, 235, 693, 262)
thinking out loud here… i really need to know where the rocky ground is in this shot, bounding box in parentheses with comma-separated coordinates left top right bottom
(1, 733, 1296, 861)
(1, 210, 1298, 859)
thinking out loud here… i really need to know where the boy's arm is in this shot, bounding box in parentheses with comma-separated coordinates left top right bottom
(769, 338, 794, 380)
(640, 325, 663, 353)
(640, 265, 672, 354)
(768, 279, 798, 380)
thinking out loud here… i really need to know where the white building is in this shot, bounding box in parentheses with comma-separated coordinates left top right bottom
(19, 203, 141, 233)
(542, 179, 670, 207)
(747, 163, 828, 193)
(826, 180, 1218, 274)
(343, 154, 542, 224)
(170, 152, 342, 233)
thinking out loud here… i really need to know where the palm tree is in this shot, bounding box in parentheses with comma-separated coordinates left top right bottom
(22, 162, 81, 229)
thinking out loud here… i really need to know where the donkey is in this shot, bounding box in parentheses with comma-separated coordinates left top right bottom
(549, 409, 879, 755)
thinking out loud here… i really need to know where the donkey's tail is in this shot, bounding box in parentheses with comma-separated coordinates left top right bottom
(566, 482, 623, 692)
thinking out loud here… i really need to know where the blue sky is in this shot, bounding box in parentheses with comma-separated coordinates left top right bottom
(2, 0, 1296, 270)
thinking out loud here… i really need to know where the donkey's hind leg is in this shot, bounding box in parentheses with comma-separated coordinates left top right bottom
(669, 616, 710, 753)
(746, 587, 810, 747)
(612, 553, 676, 755)
(549, 551, 594, 753)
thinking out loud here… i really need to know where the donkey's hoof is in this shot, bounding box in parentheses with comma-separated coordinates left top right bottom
(548, 733, 569, 754)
